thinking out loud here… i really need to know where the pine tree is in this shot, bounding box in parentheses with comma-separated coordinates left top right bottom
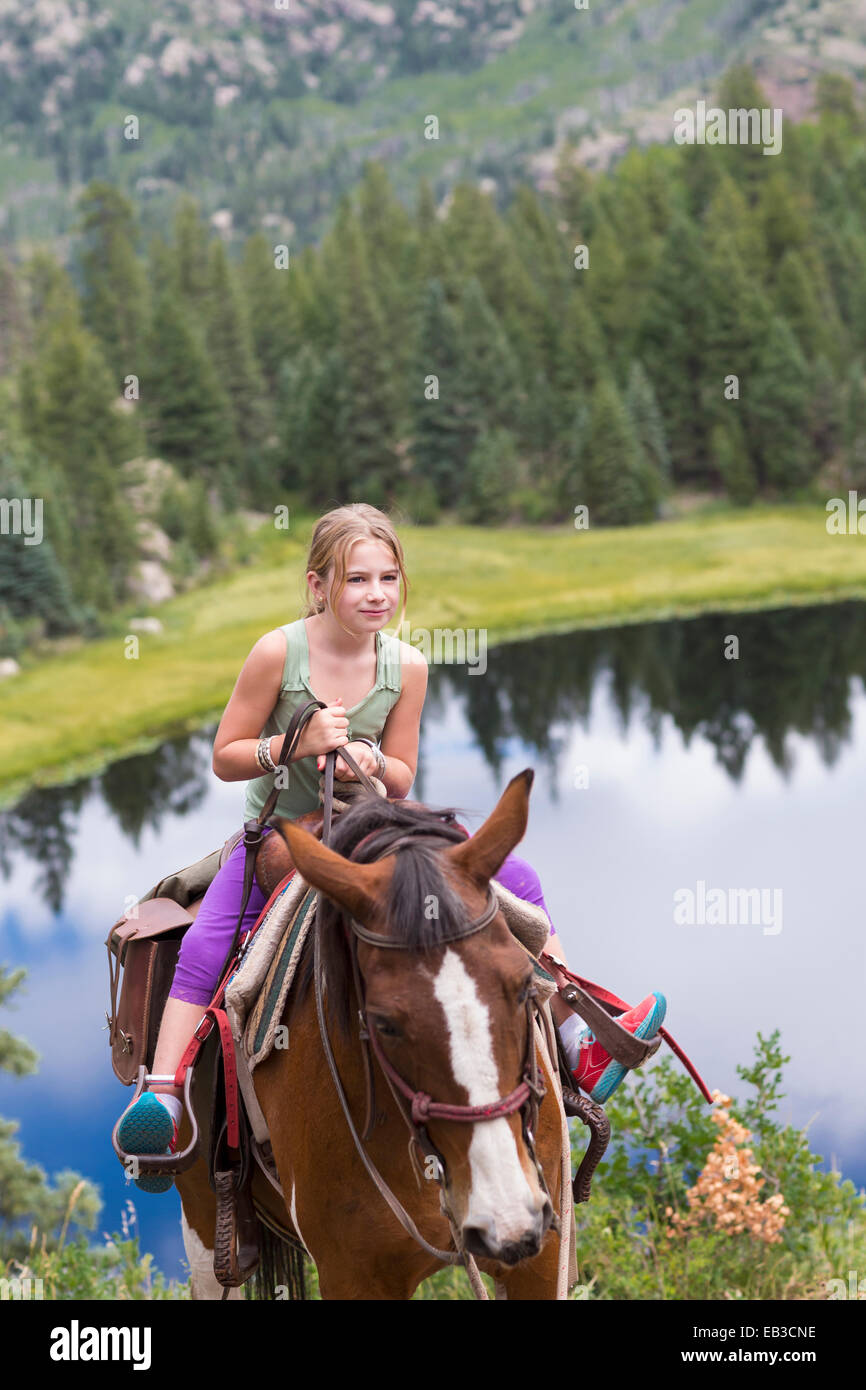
(712, 64, 776, 200)
(456, 277, 523, 436)
(583, 210, 630, 361)
(203, 239, 269, 449)
(0, 453, 80, 632)
(356, 161, 415, 375)
(711, 417, 757, 505)
(145, 233, 179, 300)
(240, 233, 297, 393)
(749, 317, 814, 492)
(817, 217, 866, 343)
(74, 182, 147, 379)
(506, 185, 571, 308)
(814, 72, 863, 129)
(20, 251, 77, 337)
(440, 183, 511, 311)
(555, 290, 607, 426)
(842, 360, 866, 488)
(773, 247, 845, 370)
(407, 279, 469, 511)
(807, 353, 844, 467)
(173, 197, 211, 309)
(279, 344, 349, 505)
(0, 253, 28, 377)
(703, 230, 774, 464)
(582, 375, 658, 526)
(634, 212, 708, 480)
(625, 359, 672, 490)
(414, 178, 450, 286)
(461, 427, 520, 524)
(759, 167, 810, 267)
(703, 172, 769, 284)
(555, 145, 598, 243)
(334, 215, 400, 502)
(17, 300, 139, 609)
(143, 290, 234, 476)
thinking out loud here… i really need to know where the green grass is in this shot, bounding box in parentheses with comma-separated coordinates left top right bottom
(2, 502, 865, 805)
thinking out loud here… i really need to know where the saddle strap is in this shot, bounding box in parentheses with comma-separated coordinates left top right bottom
(217, 698, 327, 985)
(541, 954, 714, 1105)
(173, 1006, 240, 1148)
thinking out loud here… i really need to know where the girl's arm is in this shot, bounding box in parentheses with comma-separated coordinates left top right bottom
(212, 631, 348, 781)
(361, 648, 428, 799)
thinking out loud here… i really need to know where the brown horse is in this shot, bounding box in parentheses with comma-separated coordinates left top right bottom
(176, 769, 568, 1300)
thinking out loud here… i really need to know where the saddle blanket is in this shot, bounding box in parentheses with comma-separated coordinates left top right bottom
(225, 872, 316, 1070)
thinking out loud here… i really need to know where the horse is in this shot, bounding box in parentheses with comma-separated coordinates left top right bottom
(176, 768, 569, 1300)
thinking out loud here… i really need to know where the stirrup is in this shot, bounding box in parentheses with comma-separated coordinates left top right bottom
(112, 1065, 200, 1178)
(555, 975, 662, 1069)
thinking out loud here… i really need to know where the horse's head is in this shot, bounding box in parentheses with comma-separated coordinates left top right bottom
(273, 769, 555, 1267)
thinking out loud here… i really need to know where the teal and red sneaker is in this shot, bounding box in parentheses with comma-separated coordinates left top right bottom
(572, 992, 666, 1103)
(116, 1093, 178, 1194)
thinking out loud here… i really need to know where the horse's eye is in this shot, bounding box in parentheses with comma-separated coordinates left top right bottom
(371, 1015, 401, 1039)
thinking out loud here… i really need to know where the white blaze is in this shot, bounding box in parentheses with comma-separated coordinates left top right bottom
(432, 948, 539, 1244)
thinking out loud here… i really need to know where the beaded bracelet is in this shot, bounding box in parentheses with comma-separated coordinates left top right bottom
(352, 736, 386, 780)
(256, 737, 278, 774)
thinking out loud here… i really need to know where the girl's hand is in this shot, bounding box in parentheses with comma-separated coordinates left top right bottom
(296, 699, 349, 761)
(323, 740, 380, 782)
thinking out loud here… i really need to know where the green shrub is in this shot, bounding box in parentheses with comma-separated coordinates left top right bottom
(571, 1030, 865, 1299)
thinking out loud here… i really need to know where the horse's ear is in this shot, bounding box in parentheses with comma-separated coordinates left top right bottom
(444, 768, 533, 885)
(271, 818, 391, 922)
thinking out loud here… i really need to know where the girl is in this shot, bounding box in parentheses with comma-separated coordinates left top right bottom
(118, 504, 664, 1188)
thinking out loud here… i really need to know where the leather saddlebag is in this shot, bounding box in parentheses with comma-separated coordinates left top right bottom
(106, 898, 199, 1085)
(105, 830, 246, 1085)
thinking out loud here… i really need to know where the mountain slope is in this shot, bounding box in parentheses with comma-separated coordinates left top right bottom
(0, 0, 863, 249)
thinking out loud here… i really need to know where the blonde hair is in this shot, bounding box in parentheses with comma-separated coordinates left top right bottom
(301, 504, 409, 636)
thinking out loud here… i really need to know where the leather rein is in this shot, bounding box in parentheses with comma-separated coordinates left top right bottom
(311, 767, 556, 1286)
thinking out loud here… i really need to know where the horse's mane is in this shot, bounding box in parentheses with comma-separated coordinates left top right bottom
(294, 795, 473, 1036)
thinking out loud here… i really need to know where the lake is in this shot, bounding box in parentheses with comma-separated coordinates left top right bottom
(2, 600, 864, 1279)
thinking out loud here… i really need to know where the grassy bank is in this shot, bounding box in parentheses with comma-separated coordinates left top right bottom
(2, 501, 865, 806)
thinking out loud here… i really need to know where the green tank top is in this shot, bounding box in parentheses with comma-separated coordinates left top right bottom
(242, 618, 403, 823)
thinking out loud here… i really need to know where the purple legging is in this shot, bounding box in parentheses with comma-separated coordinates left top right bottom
(171, 825, 554, 1006)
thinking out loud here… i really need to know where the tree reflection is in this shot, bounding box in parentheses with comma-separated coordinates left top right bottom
(1, 601, 864, 909)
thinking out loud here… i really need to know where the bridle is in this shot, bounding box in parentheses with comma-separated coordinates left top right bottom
(312, 760, 557, 1291)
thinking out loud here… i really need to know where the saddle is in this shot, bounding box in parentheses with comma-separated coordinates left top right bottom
(107, 699, 712, 1293)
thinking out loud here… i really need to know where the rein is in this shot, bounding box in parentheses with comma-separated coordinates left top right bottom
(311, 779, 555, 1296)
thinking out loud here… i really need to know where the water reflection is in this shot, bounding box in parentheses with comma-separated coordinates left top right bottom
(3, 602, 864, 901)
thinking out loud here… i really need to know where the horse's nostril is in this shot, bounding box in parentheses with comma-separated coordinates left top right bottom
(462, 1226, 492, 1260)
(461, 1220, 545, 1266)
(492, 1232, 543, 1267)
